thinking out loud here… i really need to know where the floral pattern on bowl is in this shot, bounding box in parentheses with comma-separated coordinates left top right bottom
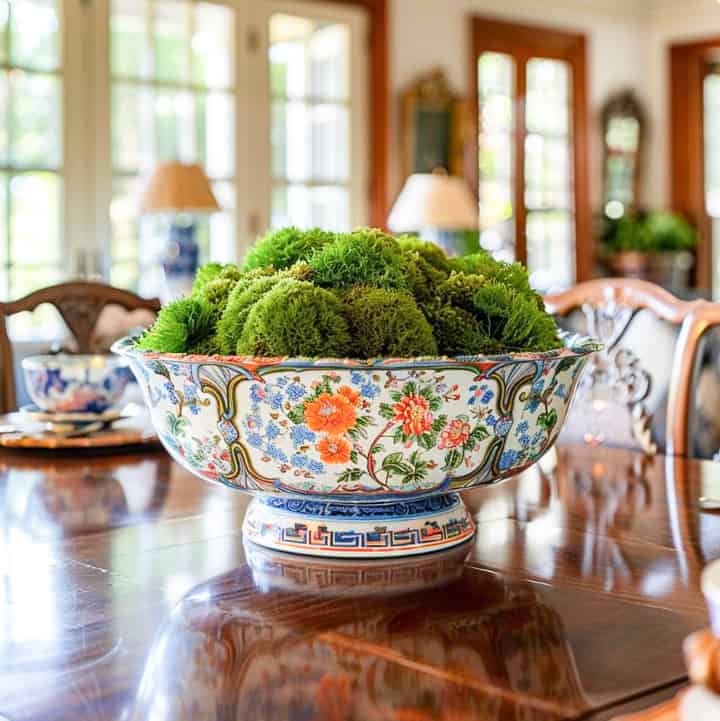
(114, 335, 597, 498)
(22, 354, 131, 413)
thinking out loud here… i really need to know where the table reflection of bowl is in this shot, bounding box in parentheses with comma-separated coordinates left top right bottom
(113, 333, 598, 558)
(245, 541, 471, 596)
(129, 557, 585, 721)
(22, 354, 131, 412)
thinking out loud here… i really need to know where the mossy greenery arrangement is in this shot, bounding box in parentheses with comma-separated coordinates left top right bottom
(135, 227, 563, 359)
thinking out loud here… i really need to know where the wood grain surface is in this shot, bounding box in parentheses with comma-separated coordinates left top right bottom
(0, 443, 713, 720)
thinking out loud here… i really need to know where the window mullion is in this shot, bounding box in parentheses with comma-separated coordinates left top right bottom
(62, 0, 89, 279)
(515, 52, 528, 267)
(88, 0, 112, 279)
(242, 0, 269, 243)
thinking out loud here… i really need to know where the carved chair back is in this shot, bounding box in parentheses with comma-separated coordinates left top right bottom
(544, 278, 704, 456)
(0, 281, 160, 413)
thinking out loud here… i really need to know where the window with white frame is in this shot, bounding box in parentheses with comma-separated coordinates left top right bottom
(0, 0, 63, 300)
(268, 11, 363, 231)
(0, 0, 370, 315)
(109, 0, 237, 296)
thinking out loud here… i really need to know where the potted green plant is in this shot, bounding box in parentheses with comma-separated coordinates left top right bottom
(598, 210, 697, 288)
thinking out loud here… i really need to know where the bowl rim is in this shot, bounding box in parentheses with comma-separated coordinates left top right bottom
(111, 331, 601, 368)
(21, 353, 129, 371)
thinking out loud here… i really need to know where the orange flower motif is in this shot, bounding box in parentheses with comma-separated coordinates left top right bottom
(304, 393, 357, 434)
(438, 419, 471, 449)
(316, 435, 352, 464)
(393, 394, 433, 436)
(337, 385, 361, 406)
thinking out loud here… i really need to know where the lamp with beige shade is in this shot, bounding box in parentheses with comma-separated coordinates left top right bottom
(387, 168, 478, 255)
(141, 162, 220, 298)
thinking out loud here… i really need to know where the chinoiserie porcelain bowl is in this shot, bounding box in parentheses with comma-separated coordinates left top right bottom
(112, 333, 599, 558)
(21, 354, 131, 413)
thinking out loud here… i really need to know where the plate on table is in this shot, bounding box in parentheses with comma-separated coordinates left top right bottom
(18, 404, 129, 424)
(0, 413, 159, 450)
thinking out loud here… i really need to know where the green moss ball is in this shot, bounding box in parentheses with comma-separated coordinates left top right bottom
(241, 227, 335, 272)
(341, 287, 438, 358)
(198, 277, 237, 316)
(309, 228, 407, 290)
(216, 275, 287, 354)
(214, 263, 314, 354)
(191, 262, 224, 294)
(426, 303, 501, 356)
(135, 226, 564, 359)
(437, 272, 486, 311)
(136, 296, 216, 354)
(217, 264, 243, 283)
(237, 280, 351, 357)
(473, 283, 561, 352)
(450, 251, 544, 307)
(397, 236, 453, 273)
(191, 262, 242, 296)
(401, 250, 448, 305)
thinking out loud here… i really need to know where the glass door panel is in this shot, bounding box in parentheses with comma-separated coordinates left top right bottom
(524, 57, 574, 291)
(109, 0, 236, 295)
(1, 0, 64, 316)
(269, 13, 352, 230)
(477, 51, 515, 262)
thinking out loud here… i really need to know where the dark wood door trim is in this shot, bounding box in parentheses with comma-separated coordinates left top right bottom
(468, 16, 591, 281)
(669, 37, 720, 291)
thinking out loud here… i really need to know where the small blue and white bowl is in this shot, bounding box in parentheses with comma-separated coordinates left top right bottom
(21, 354, 131, 414)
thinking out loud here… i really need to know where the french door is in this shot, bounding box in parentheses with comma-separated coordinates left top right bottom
(470, 17, 590, 292)
(247, 0, 369, 236)
(670, 37, 720, 294)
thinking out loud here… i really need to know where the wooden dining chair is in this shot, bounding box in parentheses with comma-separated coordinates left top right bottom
(544, 278, 705, 456)
(0, 281, 161, 413)
(667, 301, 720, 458)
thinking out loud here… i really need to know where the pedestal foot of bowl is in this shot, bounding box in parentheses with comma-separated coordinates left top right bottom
(242, 492, 476, 558)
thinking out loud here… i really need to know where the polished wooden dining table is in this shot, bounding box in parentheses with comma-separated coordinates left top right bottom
(0, 441, 715, 721)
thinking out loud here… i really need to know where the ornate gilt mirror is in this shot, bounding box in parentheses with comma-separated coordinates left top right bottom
(601, 90, 645, 216)
(400, 67, 469, 179)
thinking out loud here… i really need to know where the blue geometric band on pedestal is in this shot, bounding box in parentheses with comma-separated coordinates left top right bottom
(258, 493, 460, 520)
(245, 494, 475, 553)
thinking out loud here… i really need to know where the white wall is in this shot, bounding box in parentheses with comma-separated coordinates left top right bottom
(388, 0, 720, 212)
(389, 0, 646, 208)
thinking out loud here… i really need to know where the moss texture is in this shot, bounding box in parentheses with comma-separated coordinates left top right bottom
(241, 227, 336, 272)
(341, 287, 438, 358)
(216, 275, 287, 354)
(237, 280, 351, 357)
(401, 250, 448, 305)
(135, 227, 563, 358)
(450, 252, 545, 308)
(198, 277, 237, 316)
(397, 235, 453, 273)
(472, 283, 560, 352)
(191, 262, 224, 294)
(136, 296, 216, 354)
(308, 228, 408, 290)
(425, 303, 499, 356)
